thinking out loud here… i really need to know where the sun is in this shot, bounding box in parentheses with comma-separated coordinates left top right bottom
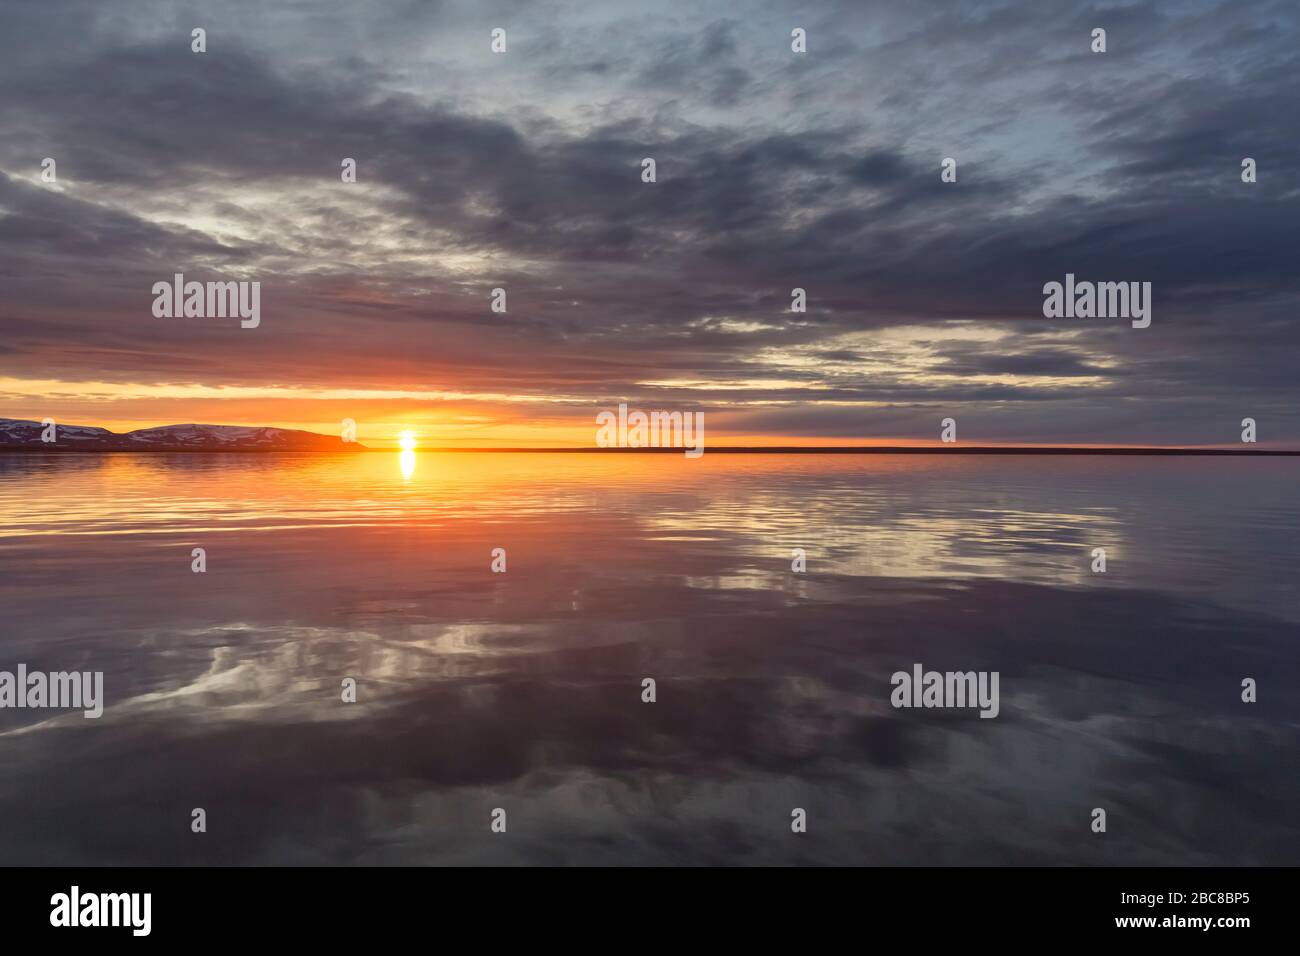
(398, 430, 417, 451)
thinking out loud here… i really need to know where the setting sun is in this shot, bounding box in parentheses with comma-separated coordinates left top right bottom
(398, 430, 417, 451)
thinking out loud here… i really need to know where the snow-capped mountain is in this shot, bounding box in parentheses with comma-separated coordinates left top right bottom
(0, 419, 364, 451)
(0, 419, 115, 444)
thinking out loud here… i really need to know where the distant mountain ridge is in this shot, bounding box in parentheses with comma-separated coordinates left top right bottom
(0, 419, 363, 451)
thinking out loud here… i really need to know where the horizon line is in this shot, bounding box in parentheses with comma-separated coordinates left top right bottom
(366, 445, 1300, 455)
(7, 446, 1299, 456)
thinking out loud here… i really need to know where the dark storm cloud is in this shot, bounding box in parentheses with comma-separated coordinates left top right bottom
(1, 0, 1298, 441)
(930, 347, 1113, 379)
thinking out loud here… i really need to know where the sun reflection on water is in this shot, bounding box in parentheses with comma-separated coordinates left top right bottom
(398, 430, 417, 479)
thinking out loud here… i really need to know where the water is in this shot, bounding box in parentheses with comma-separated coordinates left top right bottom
(1, 452, 1296, 865)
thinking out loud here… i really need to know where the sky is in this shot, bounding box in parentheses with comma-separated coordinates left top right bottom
(1, 0, 1298, 447)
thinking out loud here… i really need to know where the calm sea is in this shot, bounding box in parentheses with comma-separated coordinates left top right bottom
(1, 452, 1297, 864)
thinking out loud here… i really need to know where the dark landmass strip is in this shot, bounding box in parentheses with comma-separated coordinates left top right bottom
(0, 419, 364, 452)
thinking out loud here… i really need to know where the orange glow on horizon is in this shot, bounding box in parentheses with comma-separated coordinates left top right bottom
(0, 404, 1277, 451)
(3, 381, 1290, 451)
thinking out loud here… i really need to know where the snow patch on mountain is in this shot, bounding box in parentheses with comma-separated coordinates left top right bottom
(128, 424, 300, 446)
